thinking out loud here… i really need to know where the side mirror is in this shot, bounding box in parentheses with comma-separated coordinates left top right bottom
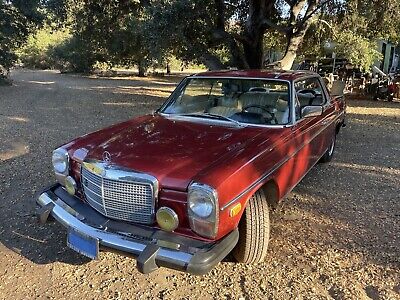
(301, 106, 323, 118)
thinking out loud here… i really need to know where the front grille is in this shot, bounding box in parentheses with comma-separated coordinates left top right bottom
(81, 164, 156, 224)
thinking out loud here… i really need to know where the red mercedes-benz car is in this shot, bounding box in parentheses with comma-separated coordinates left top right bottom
(37, 70, 346, 275)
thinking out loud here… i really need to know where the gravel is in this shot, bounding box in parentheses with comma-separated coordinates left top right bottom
(0, 69, 399, 300)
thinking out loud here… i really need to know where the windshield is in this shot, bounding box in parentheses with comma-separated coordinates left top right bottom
(161, 77, 291, 125)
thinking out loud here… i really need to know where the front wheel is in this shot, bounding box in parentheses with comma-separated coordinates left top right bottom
(320, 133, 336, 163)
(232, 189, 270, 264)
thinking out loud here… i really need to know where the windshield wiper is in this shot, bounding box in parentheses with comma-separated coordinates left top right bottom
(178, 113, 245, 127)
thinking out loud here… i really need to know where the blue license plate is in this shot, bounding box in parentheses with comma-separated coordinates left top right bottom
(67, 229, 99, 260)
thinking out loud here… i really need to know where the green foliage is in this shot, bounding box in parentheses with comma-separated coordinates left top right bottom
(18, 27, 71, 69)
(343, 0, 400, 44)
(144, 0, 218, 66)
(55, 0, 153, 75)
(5, 0, 400, 75)
(334, 30, 382, 71)
(0, 0, 43, 75)
(49, 35, 97, 73)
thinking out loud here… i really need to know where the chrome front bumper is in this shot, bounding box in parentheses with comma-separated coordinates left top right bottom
(36, 184, 238, 275)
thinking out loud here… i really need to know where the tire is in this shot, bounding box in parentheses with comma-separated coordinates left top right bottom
(320, 133, 336, 163)
(232, 189, 270, 264)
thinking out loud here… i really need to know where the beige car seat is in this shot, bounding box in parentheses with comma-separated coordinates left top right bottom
(275, 98, 289, 124)
(208, 84, 241, 117)
(208, 106, 241, 117)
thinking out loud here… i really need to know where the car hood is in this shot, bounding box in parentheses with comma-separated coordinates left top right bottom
(67, 115, 273, 190)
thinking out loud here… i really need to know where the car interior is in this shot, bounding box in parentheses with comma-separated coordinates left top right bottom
(164, 79, 291, 125)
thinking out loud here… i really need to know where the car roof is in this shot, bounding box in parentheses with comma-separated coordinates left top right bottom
(192, 69, 318, 81)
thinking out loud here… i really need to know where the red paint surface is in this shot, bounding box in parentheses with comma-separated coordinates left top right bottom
(60, 71, 346, 241)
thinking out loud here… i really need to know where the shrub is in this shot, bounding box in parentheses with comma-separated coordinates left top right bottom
(48, 35, 97, 73)
(18, 27, 70, 69)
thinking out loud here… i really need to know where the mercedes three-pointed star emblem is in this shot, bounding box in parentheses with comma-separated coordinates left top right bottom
(102, 151, 112, 164)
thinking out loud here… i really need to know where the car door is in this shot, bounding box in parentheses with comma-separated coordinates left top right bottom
(286, 77, 332, 188)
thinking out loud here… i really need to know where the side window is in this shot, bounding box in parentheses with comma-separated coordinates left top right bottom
(295, 77, 327, 120)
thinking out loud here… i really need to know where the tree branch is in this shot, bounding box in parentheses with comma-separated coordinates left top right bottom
(214, 0, 225, 30)
(260, 18, 291, 33)
(200, 51, 224, 70)
(301, 0, 334, 25)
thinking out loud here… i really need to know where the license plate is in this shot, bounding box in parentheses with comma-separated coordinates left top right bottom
(67, 229, 99, 260)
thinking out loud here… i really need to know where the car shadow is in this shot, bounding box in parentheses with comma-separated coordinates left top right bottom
(264, 99, 399, 271)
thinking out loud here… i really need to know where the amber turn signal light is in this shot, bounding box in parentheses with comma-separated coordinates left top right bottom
(229, 203, 242, 217)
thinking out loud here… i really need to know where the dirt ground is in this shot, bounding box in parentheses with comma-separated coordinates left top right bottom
(0, 69, 399, 300)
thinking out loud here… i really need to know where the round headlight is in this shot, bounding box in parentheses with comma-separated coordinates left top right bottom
(156, 207, 179, 232)
(52, 148, 69, 174)
(188, 189, 213, 218)
(188, 184, 217, 218)
(187, 183, 218, 238)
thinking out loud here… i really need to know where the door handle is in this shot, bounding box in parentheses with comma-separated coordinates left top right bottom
(321, 120, 328, 125)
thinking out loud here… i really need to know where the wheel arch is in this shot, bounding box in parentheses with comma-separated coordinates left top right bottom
(259, 179, 280, 210)
(238, 178, 280, 214)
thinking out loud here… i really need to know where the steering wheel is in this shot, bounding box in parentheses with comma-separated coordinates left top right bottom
(242, 104, 277, 124)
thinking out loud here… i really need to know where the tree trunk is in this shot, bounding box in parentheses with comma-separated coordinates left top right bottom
(201, 52, 224, 70)
(279, 33, 305, 70)
(138, 60, 146, 77)
(242, 34, 264, 69)
(278, 26, 308, 70)
(239, 0, 272, 69)
(278, 0, 319, 70)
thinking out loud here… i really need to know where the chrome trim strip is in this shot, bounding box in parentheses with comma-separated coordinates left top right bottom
(220, 116, 339, 211)
(100, 169, 107, 215)
(82, 176, 101, 188)
(37, 193, 192, 268)
(189, 76, 291, 84)
(220, 152, 294, 211)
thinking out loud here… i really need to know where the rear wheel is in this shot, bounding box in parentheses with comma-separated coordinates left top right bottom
(320, 133, 336, 163)
(232, 189, 270, 264)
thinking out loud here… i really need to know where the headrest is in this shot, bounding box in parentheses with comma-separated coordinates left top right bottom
(230, 83, 239, 93)
(276, 98, 288, 112)
(248, 87, 269, 93)
(223, 82, 239, 94)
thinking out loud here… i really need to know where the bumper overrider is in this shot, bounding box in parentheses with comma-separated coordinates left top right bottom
(36, 184, 238, 275)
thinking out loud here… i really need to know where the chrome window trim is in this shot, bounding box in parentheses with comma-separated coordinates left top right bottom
(188, 76, 292, 83)
(292, 75, 332, 125)
(293, 75, 330, 106)
(157, 76, 294, 128)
